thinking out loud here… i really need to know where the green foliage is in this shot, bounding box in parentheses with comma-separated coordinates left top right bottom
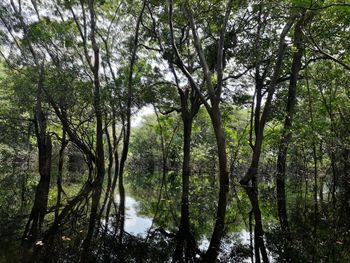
(0, 0, 350, 262)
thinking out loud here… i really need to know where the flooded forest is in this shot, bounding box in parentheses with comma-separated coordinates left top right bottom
(0, 0, 349, 262)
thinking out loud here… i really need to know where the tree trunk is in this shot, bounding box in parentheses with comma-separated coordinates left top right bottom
(238, 17, 295, 263)
(276, 13, 306, 254)
(24, 135, 52, 241)
(241, 167, 268, 263)
(97, 122, 114, 233)
(173, 114, 194, 262)
(23, 69, 52, 243)
(204, 103, 230, 262)
(80, 1, 105, 260)
(55, 130, 67, 222)
(104, 117, 120, 235)
(116, 0, 145, 244)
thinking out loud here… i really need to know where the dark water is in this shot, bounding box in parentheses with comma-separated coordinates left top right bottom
(0, 183, 256, 262)
(113, 194, 266, 262)
(0, 167, 349, 262)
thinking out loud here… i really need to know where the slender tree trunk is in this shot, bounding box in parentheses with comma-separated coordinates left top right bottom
(117, 124, 127, 243)
(341, 149, 350, 219)
(241, 169, 268, 263)
(55, 130, 67, 222)
(173, 114, 193, 262)
(9, 0, 53, 245)
(116, 2, 145, 244)
(23, 69, 52, 243)
(238, 17, 295, 263)
(204, 103, 230, 262)
(24, 135, 52, 240)
(117, 167, 126, 241)
(81, 1, 105, 260)
(105, 117, 120, 235)
(249, 210, 254, 263)
(97, 122, 114, 232)
(240, 80, 268, 263)
(276, 13, 307, 257)
(21, 123, 32, 213)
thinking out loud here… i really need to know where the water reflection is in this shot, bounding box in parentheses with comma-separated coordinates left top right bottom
(123, 195, 152, 237)
(2, 170, 344, 262)
(118, 193, 257, 262)
(199, 231, 250, 251)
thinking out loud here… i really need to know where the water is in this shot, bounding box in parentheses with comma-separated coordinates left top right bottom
(123, 195, 152, 236)
(118, 194, 262, 262)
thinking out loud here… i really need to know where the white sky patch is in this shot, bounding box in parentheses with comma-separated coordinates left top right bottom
(131, 105, 154, 128)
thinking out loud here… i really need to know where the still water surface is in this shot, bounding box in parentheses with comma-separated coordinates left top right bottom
(120, 194, 272, 262)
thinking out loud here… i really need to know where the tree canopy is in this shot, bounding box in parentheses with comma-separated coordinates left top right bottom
(0, 0, 349, 262)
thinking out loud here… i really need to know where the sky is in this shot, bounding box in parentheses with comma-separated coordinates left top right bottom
(131, 105, 154, 128)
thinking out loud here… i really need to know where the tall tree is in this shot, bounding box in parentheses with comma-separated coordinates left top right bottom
(0, 0, 53, 243)
(239, 13, 296, 263)
(275, 10, 314, 254)
(169, 0, 234, 261)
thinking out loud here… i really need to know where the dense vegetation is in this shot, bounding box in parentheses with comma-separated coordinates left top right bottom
(0, 0, 349, 262)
